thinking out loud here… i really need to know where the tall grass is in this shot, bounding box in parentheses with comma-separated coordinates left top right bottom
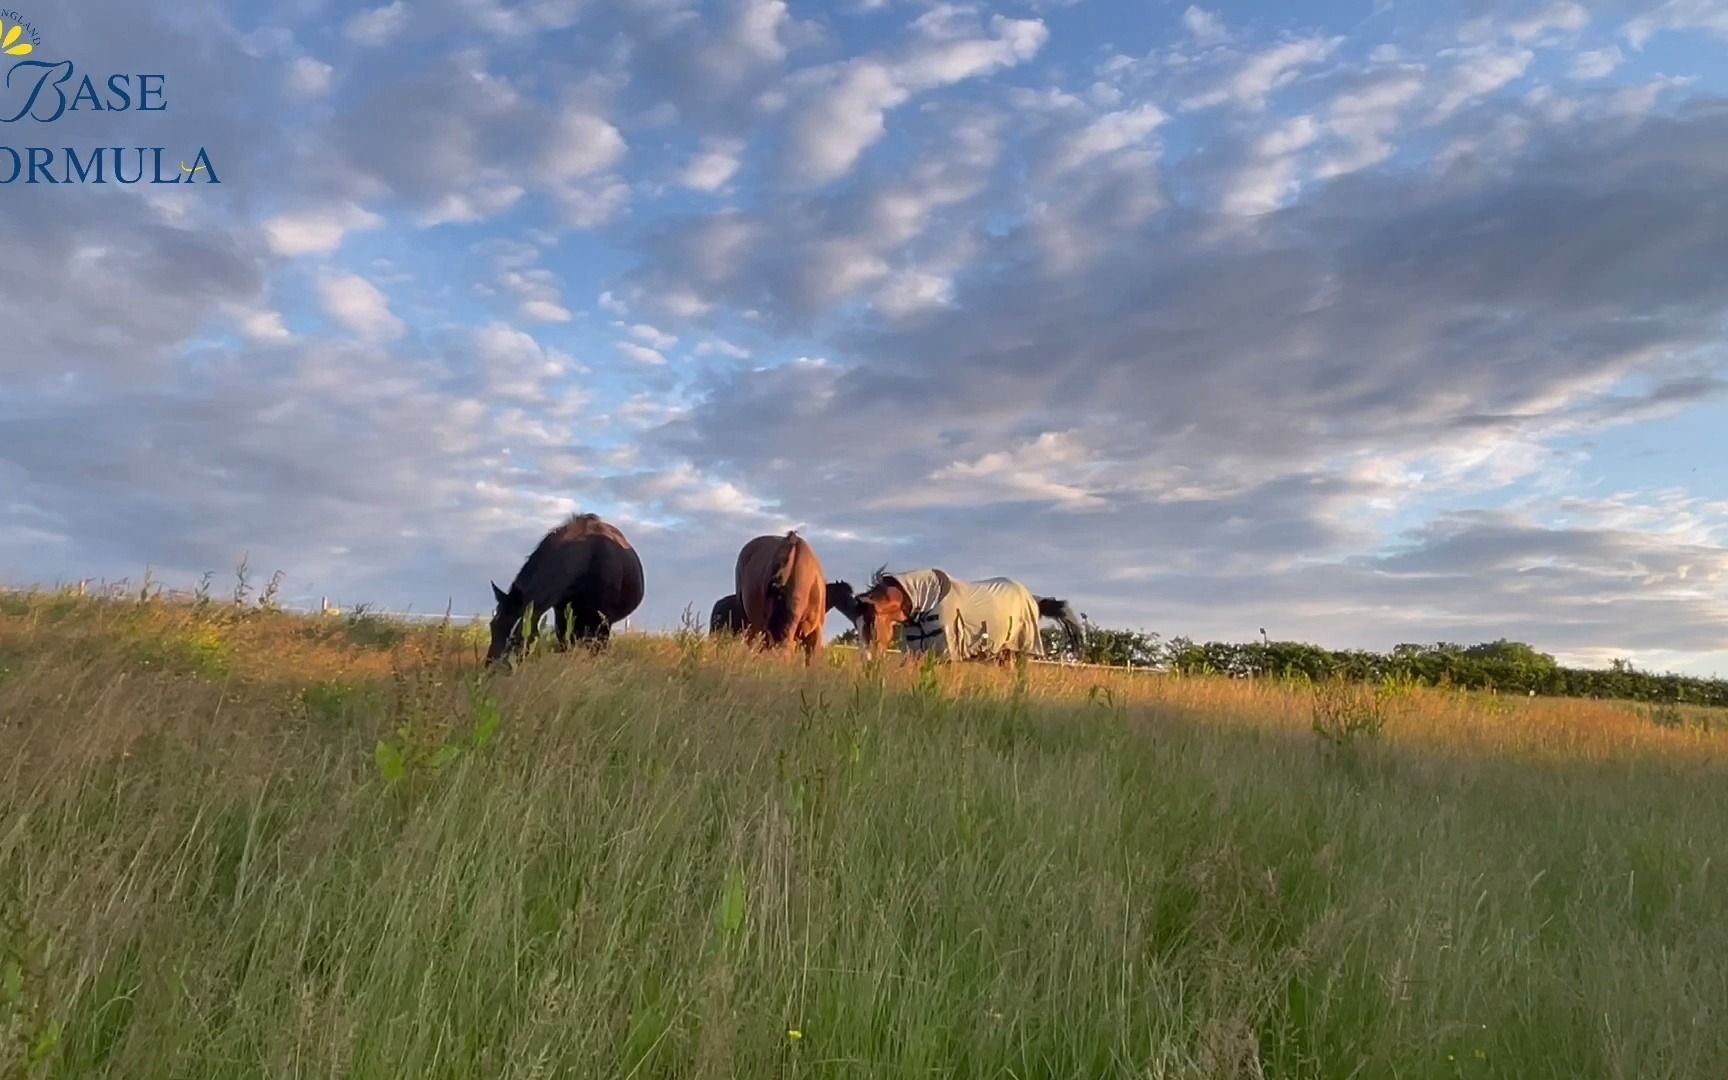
(1, 590, 1725, 1078)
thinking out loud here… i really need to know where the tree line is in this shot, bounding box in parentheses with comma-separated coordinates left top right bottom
(1050, 629, 1728, 707)
(830, 622, 1725, 706)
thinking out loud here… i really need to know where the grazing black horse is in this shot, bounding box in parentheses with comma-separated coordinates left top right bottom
(824, 580, 860, 623)
(487, 513, 645, 664)
(710, 593, 747, 635)
(712, 581, 859, 637)
(1037, 596, 1086, 658)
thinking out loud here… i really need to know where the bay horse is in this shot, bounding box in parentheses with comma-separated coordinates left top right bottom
(734, 531, 826, 663)
(713, 582, 856, 638)
(487, 513, 645, 665)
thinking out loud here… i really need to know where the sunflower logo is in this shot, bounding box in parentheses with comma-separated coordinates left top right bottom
(1, 17, 33, 56)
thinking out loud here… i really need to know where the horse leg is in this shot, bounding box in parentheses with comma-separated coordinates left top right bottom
(576, 612, 611, 652)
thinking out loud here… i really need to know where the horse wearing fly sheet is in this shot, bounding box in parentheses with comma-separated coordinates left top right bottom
(865, 568, 1045, 661)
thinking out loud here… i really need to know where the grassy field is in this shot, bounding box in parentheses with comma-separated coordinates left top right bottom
(1, 590, 1725, 1079)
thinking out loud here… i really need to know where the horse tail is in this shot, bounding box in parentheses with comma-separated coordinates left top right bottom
(766, 532, 803, 640)
(769, 531, 801, 595)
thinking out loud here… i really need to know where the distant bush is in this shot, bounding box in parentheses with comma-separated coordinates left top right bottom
(850, 611, 1725, 707)
(1150, 636, 1728, 707)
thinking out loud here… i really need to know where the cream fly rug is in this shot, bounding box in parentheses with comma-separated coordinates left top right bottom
(882, 569, 1044, 660)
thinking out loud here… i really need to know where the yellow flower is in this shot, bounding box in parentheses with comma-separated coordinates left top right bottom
(787, 1029, 803, 1041)
(2, 20, 33, 56)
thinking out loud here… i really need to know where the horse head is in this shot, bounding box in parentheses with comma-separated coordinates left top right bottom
(852, 572, 913, 655)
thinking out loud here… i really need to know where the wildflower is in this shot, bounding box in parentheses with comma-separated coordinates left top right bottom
(787, 1029, 803, 1041)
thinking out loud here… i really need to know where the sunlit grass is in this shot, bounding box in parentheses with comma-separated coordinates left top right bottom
(1, 589, 1724, 1078)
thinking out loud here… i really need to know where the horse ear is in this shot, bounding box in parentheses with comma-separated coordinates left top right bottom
(491, 581, 507, 604)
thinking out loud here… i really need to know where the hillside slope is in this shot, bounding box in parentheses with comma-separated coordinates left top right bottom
(2, 592, 1725, 1078)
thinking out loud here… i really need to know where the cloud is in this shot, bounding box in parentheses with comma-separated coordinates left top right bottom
(624, 323, 680, 350)
(783, 12, 1047, 185)
(611, 0, 809, 133)
(331, 51, 626, 226)
(285, 56, 334, 100)
(1625, 0, 1728, 49)
(241, 310, 293, 343)
(695, 338, 753, 360)
(1506, 2, 1590, 43)
(1219, 113, 1320, 214)
(618, 342, 669, 366)
(639, 103, 1728, 662)
(1041, 104, 1167, 177)
(1183, 6, 1230, 46)
(346, 1, 409, 45)
(468, 323, 579, 402)
(0, 195, 264, 385)
(1313, 68, 1424, 178)
(553, 179, 633, 229)
(1569, 47, 1624, 79)
(633, 110, 1005, 316)
(263, 203, 384, 257)
(874, 270, 955, 317)
(459, 0, 584, 36)
(1097, 499, 1728, 665)
(1433, 45, 1533, 117)
(535, 112, 628, 185)
(317, 273, 406, 340)
(519, 300, 573, 323)
(0, 337, 571, 578)
(874, 431, 1108, 511)
(1182, 36, 1341, 111)
(679, 138, 745, 192)
(486, 244, 574, 324)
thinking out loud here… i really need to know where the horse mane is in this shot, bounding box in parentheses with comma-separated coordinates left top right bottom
(532, 512, 605, 548)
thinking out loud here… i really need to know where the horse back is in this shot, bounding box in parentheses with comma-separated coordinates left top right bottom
(516, 524, 643, 620)
(947, 577, 1043, 658)
(737, 533, 826, 642)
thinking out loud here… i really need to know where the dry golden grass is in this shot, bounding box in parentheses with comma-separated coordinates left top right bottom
(1, 589, 1725, 1078)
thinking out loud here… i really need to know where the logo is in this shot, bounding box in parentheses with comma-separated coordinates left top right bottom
(1, 11, 40, 56)
(0, 11, 220, 186)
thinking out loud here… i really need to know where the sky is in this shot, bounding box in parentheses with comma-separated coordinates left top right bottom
(1, 0, 1726, 675)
